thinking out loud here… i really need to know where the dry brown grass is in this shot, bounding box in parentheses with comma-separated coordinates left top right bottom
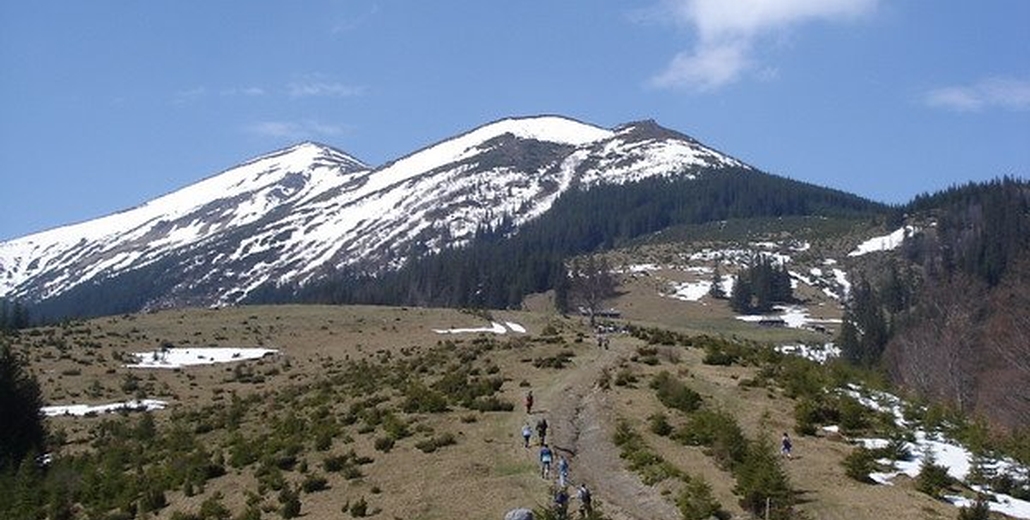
(13, 299, 957, 519)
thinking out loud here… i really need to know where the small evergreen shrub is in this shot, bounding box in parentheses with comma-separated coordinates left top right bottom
(651, 371, 702, 413)
(374, 436, 395, 452)
(301, 474, 329, 493)
(278, 485, 301, 519)
(614, 367, 638, 387)
(415, 433, 457, 453)
(957, 494, 991, 520)
(349, 496, 368, 517)
(702, 345, 737, 366)
(675, 408, 748, 470)
(733, 436, 794, 520)
(677, 477, 724, 520)
(915, 455, 952, 498)
(649, 413, 673, 437)
(842, 447, 877, 483)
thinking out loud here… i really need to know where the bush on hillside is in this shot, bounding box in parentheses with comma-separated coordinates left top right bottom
(915, 452, 953, 498)
(674, 408, 748, 470)
(648, 413, 673, 437)
(733, 435, 794, 520)
(677, 477, 726, 520)
(651, 371, 702, 413)
(957, 494, 991, 520)
(842, 447, 878, 483)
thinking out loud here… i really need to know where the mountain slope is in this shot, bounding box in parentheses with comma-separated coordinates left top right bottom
(1, 116, 763, 316)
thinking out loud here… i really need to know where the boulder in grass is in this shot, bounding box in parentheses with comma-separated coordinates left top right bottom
(504, 508, 534, 520)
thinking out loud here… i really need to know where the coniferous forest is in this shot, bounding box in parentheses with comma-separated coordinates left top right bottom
(250, 169, 882, 310)
(838, 178, 1030, 428)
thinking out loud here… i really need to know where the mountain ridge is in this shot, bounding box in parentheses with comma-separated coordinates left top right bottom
(0, 115, 868, 317)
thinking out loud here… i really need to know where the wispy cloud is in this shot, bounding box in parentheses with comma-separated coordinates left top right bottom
(173, 86, 207, 104)
(648, 0, 878, 92)
(245, 120, 347, 140)
(175, 85, 266, 103)
(924, 77, 1030, 112)
(288, 77, 365, 98)
(221, 87, 266, 97)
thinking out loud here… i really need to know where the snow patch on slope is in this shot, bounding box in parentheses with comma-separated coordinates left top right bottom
(848, 226, 918, 257)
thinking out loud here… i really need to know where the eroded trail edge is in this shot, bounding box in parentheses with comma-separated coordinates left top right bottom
(541, 343, 681, 520)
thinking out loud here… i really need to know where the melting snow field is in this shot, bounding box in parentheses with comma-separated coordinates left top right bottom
(775, 343, 841, 363)
(771, 349, 1030, 519)
(848, 226, 917, 257)
(735, 305, 841, 330)
(42, 399, 167, 417)
(125, 347, 278, 368)
(433, 321, 526, 334)
(843, 386, 1030, 519)
(665, 276, 736, 303)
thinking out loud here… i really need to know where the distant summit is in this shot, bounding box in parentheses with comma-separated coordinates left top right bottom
(0, 115, 852, 317)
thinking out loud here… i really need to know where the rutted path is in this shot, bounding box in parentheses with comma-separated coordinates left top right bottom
(527, 339, 681, 520)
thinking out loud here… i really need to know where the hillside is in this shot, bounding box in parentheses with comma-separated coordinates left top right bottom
(4, 300, 1028, 519)
(838, 178, 1030, 431)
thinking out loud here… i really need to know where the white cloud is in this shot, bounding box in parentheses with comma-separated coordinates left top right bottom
(652, 41, 750, 92)
(173, 86, 207, 104)
(221, 86, 266, 97)
(288, 79, 365, 98)
(924, 77, 1030, 112)
(245, 120, 346, 140)
(650, 0, 878, 91)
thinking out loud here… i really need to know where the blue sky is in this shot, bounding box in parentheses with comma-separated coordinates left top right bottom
(1, 0, 1028, 240)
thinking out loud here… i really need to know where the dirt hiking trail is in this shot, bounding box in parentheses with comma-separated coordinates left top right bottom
(517, 337, 681, 520)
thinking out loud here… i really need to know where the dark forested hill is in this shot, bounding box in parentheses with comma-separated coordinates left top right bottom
(840, 177, 1030, 429)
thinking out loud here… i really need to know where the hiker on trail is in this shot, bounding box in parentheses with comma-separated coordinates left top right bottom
(521, 423, 533, 448)
(525, 390, 534, 414)
(557, 455, 570, 488)
(577, 484, 593, 518)
(536, 417, 549, 445)
(553, 486, 570, 520)
(781, 432, 793, 459)
(540, 444, 554, 479)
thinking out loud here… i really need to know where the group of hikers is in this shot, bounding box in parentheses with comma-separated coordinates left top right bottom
(521, 391, 593, 519)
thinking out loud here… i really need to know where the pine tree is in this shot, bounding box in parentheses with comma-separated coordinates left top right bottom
(729, 275, 753, 314)
(0, 344, 47, 470)
(708, 264, 727, 299)
(733, 434, 794, 520)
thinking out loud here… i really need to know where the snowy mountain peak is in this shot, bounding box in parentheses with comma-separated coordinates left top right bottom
(248, 141, 369, 173)
(471, 115, 614, 145)
(0, 115, 757, 311)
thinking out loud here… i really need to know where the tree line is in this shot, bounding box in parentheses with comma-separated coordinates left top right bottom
(726, 254, 794, 314)
(840, 177, 1030, 367)
(250, 168, 881, 311)
(838, 177, 1030, 428)
(0, 298, 32, 331)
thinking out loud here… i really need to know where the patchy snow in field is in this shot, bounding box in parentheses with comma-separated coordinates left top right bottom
(946, 492, 1030, 519)
(665, 275, 735, 303)
(776, 343, 841, 363)
(735, 305, 841, 330)
(618, 263, 661, 273)
(433, 321, 526, 334)
(125, 347, 278, 368)
(843, 385, 1030, 519)
(43, 399, 167, 417)
(849, 226, 918, 257)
